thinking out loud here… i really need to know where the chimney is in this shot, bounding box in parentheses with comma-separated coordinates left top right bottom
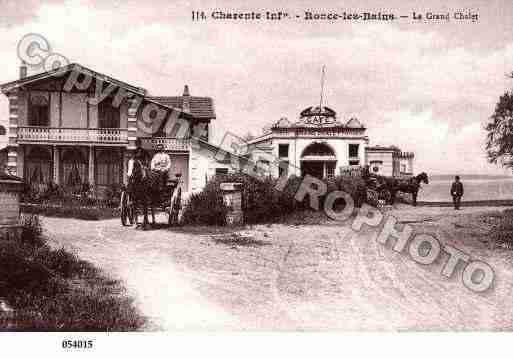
(182, 85, 190, 112)
(19, 61, 27, 79)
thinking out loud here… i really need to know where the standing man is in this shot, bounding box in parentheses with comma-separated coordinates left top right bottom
(450, 175, 464, 210)
(150, 143, 172, 189)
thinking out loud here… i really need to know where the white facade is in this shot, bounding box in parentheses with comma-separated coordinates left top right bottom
(247, 106, 414, 179)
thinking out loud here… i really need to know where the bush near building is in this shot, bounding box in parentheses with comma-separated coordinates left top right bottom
(488, 208, 513, 250)
(20, 182, 121, 220)
(0, 215, 145, 331)
(181, 173, 367, 226)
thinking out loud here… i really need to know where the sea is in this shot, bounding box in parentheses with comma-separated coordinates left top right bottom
(417, 175, 513, 202)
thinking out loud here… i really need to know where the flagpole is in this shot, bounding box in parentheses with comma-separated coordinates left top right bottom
(319, 65, 326, 109)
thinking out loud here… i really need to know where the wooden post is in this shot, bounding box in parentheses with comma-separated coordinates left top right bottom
(122, 149, 128, 185)
(220, 182, 243, 225)
(88, 146, 95, 185)
(53, 146, 60, 184)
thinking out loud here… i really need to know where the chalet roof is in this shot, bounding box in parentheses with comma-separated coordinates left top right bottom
(148, 89, 215, 120)
(0, 63, 195, 119)
(0, 63, 147, 96)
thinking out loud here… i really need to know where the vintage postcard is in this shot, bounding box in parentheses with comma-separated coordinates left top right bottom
(0, 0, 513, 356)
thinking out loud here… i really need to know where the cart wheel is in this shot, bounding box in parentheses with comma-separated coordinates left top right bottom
(169, 187, 182, 226)
(120, 191, 129, 226)
(366, 189, 379, 207)
(379, 189, 392, 204)
(121, 191, 134, 226)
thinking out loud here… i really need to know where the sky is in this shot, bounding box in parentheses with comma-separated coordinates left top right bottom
(0, 0, 513, 174)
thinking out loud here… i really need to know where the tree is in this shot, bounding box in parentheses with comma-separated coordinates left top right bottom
(485, 91, 513, 167)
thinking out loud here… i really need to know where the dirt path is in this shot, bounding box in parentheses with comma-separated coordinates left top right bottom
(44, 218, 240, 330)
(43, 205, 513, 331)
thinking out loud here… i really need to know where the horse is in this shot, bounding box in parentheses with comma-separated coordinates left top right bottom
(392, 172, 429, 206)
(127, 158, 162, 229)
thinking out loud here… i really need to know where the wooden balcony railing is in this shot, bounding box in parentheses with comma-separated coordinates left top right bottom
(17, 127, 191, 151)
(17, 126, 128, 144)
(140, 137, 191, 152)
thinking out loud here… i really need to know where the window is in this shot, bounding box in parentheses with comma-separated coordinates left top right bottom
(0, 125, 5, 135)
(349, 160, 360, 166)
(61, 148, 88, 186)
(326, 163, 336, 178)
(25, 146, 52, 184)
(215, 168, 229, 175)
(29, 95, 49, 126)
(349, 144, 359, 158)
(278, 144, 289, 158)
(98, 101, 120, 128)
(401, 164, 407, 173)
(96, 149, 121, 185)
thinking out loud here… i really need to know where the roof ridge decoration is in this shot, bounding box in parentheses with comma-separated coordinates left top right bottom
(345, 117, 363, 128)
(271, 106, 366, 130)
(297, 105, 337, 126)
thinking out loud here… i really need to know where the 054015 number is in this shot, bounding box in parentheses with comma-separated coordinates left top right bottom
(62, 340, 93, 349)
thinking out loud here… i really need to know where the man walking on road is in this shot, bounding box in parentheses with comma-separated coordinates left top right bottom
(450, 175, 464, 210)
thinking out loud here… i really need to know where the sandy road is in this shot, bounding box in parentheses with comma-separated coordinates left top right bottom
(44, 218, 239, 330)
(43, 205, 513, 330)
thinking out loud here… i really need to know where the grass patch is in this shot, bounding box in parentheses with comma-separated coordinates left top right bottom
(486, 208, 513, 250)
(0, 215, 145, 331)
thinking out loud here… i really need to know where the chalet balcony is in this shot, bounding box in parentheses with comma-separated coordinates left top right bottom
(17, 126, 128, 144)
(140, 137, 191, 152)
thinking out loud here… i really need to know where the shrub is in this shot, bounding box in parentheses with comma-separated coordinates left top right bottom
(490, 209, 513, 249)
(38, 248, 99, 279)
(19, 214, 45, 247)
(104, 183, 123, 206)
(180, 173, 367, 226)
(20, 203, 119, 221)
(181, 186, 228, 226)
(21, 182, 120, 209)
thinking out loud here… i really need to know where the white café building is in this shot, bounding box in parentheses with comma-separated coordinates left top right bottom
(245, 105, 415, 178)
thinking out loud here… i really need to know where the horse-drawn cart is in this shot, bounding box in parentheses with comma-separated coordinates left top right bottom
(363, 172, 429, 206)
(365, 175, 393, 206)
(120, 175, 182, 228)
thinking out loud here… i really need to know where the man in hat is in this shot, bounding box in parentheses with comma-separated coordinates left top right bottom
(150, 143, 171, 189)
(450, 175, 464, 210)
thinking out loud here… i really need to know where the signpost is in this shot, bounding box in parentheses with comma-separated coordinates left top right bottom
(220, 182, 243, 225)
(0, 172, 24, 240)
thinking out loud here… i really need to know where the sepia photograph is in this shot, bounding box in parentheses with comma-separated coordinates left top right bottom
(1, 0, 513, 356)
